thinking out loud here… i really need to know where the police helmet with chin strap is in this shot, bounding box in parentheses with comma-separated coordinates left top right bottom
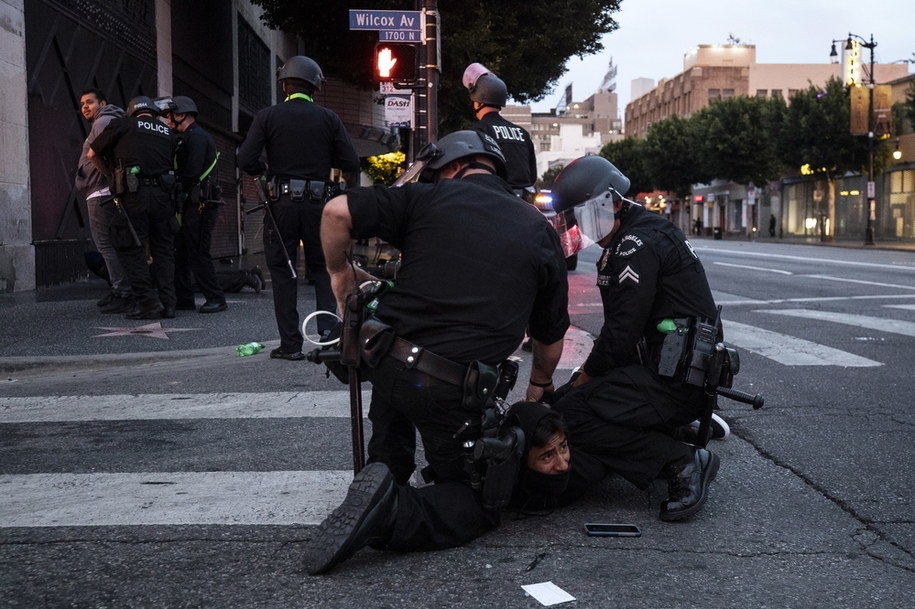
(126, 96, 157, 118)
(549, 154, 632, 251)
(468, 73, 508, 107)
(420, 130, 507, 181)
(276, 55, 325, 91)
(170, 95, 198, 115)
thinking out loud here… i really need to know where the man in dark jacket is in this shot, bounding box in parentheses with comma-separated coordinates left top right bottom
(89, 96, 179, 319)
(548, 155, 721, 523)
(237, 55, 360, 360)
(165, 95, 227, 314)
(76, 88, 131, 313)
(463, 63, 538, 190)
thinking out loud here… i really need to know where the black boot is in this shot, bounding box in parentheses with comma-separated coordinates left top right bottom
(304, 462, 398, 575)
(659, 446, 720, 522)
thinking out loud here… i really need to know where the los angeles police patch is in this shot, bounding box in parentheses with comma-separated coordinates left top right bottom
(615, 234, 643, 257)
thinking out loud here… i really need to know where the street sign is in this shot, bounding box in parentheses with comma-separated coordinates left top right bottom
(380, 29, 421, 42)
(349, 9, 422, 31)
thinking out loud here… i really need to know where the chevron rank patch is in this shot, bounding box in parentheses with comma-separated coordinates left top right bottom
(615, 233, 644, 257)
(618, 264, 640, 284)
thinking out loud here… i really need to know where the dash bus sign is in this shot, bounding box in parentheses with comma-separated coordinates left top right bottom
(349, 9, 422, 31)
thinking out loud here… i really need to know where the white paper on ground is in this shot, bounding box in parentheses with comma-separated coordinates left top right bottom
(521, 581, 576, 606)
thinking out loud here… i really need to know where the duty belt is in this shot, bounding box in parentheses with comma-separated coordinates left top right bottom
(387, 336, 467, 386)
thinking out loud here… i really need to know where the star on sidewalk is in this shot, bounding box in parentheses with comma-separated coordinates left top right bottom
(93, 322, 201, 340)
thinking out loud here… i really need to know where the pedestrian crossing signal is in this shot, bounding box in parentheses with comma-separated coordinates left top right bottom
(374, 42, 417, 83)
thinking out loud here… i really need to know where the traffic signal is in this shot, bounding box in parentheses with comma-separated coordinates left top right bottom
(374, 42, 417, 83)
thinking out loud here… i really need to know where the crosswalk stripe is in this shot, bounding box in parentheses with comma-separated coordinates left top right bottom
(0, 471, 351, 527)
(758, 309, 915, 338)
(884, 304, 915, 311)
(0, 391, 358, 424)
(722, 320, 881, 367)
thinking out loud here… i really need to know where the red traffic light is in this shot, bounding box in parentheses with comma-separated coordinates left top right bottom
(374, 42, 417, 82)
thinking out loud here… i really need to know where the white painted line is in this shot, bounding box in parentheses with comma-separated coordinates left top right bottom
(803, 275, 915, 292)
(722, 320, 881, 367)
(0, 391, 359, 423)
(0, 471, 351, 527)
(885, 304, 915, 311)
(696, 247, 915, 272)
(758, 309, 915, 338)
(715, 294, 915, 306)
(713, 262, 793, 275)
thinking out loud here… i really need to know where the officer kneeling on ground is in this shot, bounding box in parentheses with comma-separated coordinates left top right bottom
(303, 130, 570, 575)
(546, 155, 722, 522)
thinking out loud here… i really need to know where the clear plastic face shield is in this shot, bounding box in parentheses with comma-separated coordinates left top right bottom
(391, 142, 443, 186)
(549, 189, 621, 257)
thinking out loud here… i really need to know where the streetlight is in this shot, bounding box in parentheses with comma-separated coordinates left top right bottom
(831, 33, 877, 245)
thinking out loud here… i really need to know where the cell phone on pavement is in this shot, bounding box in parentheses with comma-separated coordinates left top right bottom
(584, 523, 642, 537)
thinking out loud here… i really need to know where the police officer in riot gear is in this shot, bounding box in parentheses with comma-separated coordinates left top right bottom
(164, 95, 227, 314)
(237, 55, 360, 360)
(548, 154, 721, 522)
(89, 95, 179, 319)
(303, 130, 569, 574)
(463, 63, 538, 190)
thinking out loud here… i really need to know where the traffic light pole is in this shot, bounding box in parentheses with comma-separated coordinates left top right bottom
(423, 0, 439, 145)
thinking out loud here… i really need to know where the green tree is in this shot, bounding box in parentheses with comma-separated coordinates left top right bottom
(643, 115, 710, 200)
(599, 137, 652, 196)
(538, 165, 564, 188)
(779, 78, 874, 236)
(692, 95, 786, 188)
(250, 0, 623, 132)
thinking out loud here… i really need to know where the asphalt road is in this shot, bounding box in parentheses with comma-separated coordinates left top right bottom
(2, 239, 914, 608)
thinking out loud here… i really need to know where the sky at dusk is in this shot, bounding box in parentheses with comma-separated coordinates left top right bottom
(525, 0, 914, 114)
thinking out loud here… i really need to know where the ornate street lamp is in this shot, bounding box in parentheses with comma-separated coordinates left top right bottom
(831, 33, 877, 245)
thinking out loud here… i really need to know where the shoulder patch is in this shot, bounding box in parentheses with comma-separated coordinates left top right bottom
(614, 233, 644, 258)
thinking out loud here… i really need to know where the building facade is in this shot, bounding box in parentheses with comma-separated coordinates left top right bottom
(505, 91, 623, 181)
(623, 44, 910, 243)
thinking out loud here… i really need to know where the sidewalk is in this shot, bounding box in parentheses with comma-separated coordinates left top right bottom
(0, 254, 285, 374)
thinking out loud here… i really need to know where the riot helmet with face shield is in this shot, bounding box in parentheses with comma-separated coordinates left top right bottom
(548, 155, 632, 255)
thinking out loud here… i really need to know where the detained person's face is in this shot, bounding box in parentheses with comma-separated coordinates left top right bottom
(80, 94, 105, 121)
(525, 431, 571, 475)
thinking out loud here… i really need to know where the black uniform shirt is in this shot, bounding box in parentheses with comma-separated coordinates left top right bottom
(91, 115, 177, 176)
(583, 204, 717, 377)
(237, 97, 360, 179)
(346, 173, 570, 365)
(174, 122, 217, 189)
(472, 113, 538, 189)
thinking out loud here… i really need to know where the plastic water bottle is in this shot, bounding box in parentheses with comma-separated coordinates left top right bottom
(236, 342, 265, 357)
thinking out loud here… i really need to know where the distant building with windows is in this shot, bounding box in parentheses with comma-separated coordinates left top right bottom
(622, 44, 908, 137)
(504, 91, 623, 181)
(622, 44, 910, 243)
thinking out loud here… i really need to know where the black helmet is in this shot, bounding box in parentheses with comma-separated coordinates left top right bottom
(170, 95, 198, 115)
(550, 155, 631, 214)
(425, 130, 507, 179)
(126, 96, 157, 118)
(276, 55, 325, 91)
(468, 73, 508, 107)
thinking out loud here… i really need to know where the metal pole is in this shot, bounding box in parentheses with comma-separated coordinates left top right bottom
(864, 34, 876, 245)
(424, 0, 439, 144)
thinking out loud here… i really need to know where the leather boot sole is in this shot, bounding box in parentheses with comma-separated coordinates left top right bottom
(304, 462, 395, 575)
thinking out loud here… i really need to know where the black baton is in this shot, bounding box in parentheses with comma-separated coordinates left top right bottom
(254, 176, 297, 280)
